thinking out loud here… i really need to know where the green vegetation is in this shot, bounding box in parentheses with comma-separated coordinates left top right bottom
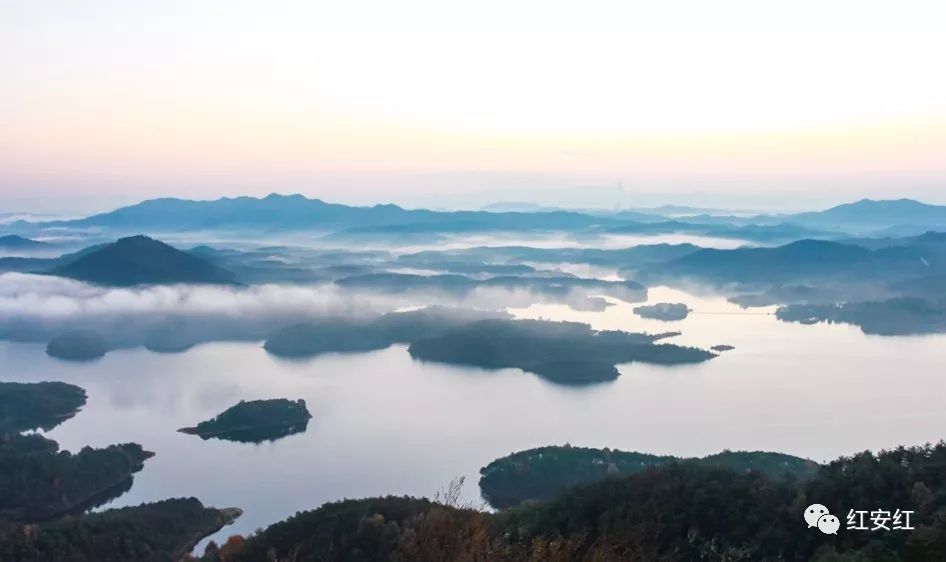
(633, 302, 690, 321)
(0, 498, 241, 562)
(179, 399, 312, 443)
(408, 319, 714, 384)
(45, 331, 109, 361)
(200, 442, 946, 561)
(0, 380, 238, 560)
(479, 445, 818, 508)
(216, 496, 484, 562)
(0, 438, 153, 522)
(0, 382, 151, 523)
(0, 382, 87, 433)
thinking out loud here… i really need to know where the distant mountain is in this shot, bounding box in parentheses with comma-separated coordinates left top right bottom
(651, 239, 886, 286)
(783, 199, 946, 231)
(604, 219, 828, 242)
(27, 194, 946, 239)
(40, 193, 612, 233)
(0, 234, 48, 249)
(50, 235, 236, 286)
(0, 243, 108, 274)
(650, 234, 946, 288)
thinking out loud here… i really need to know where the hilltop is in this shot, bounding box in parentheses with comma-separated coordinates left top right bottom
(50, 235, 236, 286)
(0, 235, 48, 250)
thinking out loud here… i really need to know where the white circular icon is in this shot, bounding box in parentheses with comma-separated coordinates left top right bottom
(804, 504, 830, 528)
(817, 514, 840, 535)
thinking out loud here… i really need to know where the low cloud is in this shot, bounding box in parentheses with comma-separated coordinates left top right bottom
(0, 273, 601, 349)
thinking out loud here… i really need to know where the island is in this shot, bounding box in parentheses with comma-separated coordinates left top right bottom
(407, 319, 715, 384)
(45, 331, 110, 361)
(632, 302, 690, 321)
(0, 438, 154, 522)
(0, 381, 155, 524)
(179, 399, 312, 443)
(0, 498, 241, 562)
(0, 381, 87, 433)
(478, 445, 820, 509)
(711, 344, 736, 352)
(776, 297, 946, 335)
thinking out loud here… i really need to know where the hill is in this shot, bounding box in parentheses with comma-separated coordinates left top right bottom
(648, 237, 946, 288)
(50, 235, 236, 286)
(0, 381, 87, 433)
(407, 319, 714, 384)
(207, 441, 946, 561)
(179, 399, 312, 443)
(0, 498, 241, 562)
(479, 445, 819, 508)
(0, 235, 48, 250)
(39, 194, 611, 233)
(781, 198, 946, 232)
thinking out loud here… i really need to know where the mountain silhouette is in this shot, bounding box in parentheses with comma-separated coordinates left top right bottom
(0, 234, 48, 249)
(51, 235, 236, 286)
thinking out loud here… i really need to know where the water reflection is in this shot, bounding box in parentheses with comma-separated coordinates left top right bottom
(0, 286, 944, 547)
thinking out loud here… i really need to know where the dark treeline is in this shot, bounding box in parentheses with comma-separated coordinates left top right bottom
(0, 498, 241, 562)
(777, 298, 946, 335)
(479, 445, 820, 508)
(197, 442, 946, 561)
(178, 399, 312, 444)
(0, 382, 87, 433)
(0, 381, 242, 561)
(0, 435, 152, 522)
(262, 307, 507, 358)
(407, 319, 713, 384)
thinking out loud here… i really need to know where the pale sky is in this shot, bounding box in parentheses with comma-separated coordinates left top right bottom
(2, 0, 946, 212)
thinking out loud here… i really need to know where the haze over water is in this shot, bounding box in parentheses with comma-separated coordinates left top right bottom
(2, 286, 943, 545)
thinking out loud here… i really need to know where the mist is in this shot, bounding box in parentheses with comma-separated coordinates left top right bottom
(0, 273, 629, 352)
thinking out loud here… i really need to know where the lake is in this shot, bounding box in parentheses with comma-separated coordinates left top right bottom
(1, 286, 944, 547)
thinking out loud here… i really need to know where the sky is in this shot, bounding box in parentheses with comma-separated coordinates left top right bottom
(2, 0, 946, 213)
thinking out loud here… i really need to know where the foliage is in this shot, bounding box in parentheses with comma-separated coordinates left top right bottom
(180, 399, 312, 443)
(0, 497, 240, 562)
(0, 439, 153, 522)
(220, 442, 946, 561)
(777, 298, 946, 335)
(479, 445, 818, 508)
(0, 381, 87, 433)
(408, 319, 713, 384)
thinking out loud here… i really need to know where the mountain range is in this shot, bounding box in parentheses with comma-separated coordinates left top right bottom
(0, 234, 48, 249)
(13, 194, 946, 237)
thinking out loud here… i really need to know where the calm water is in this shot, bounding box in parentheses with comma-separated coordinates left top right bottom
(1, 287, 945, 546)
